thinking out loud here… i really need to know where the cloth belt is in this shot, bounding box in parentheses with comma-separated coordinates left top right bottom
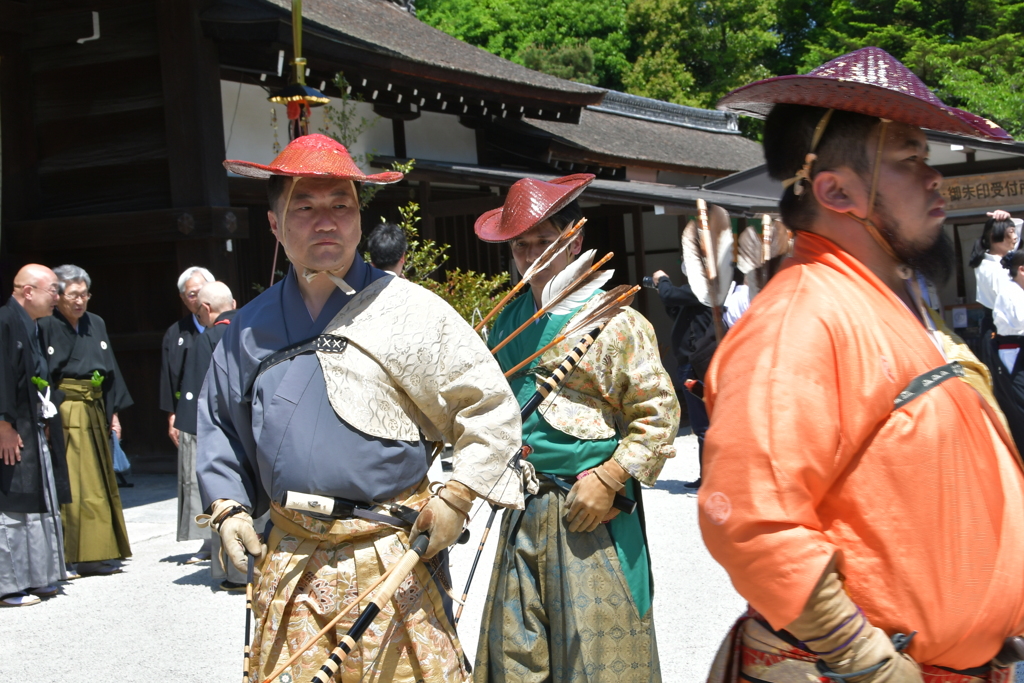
(893, 362, 965, 409)
(279, 490, 421, 527)
(59, 378, 103, 402)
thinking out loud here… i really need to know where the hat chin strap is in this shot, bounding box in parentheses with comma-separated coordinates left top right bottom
(841, 119, 911, 276)
(278, 175, 355, 294)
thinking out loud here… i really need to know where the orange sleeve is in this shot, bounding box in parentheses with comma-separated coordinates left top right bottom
(699, 277, 847, 631)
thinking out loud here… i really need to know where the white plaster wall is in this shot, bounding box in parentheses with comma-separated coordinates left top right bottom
(404, 110, 478, 164)
(220, 81, 478, 169)
(220, 81, 393, 170)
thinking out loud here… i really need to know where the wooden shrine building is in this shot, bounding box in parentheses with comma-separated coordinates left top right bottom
(0, 0, 770, 468)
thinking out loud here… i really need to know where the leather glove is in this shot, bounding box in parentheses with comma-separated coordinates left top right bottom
(205, 499, 265, 575)
(565, 459, 628, 533)
(410, 481, 474, 559)
(786, 557, 922, 683)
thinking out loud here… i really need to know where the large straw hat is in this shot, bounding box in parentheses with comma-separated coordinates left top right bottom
(474, 174, 595, 243)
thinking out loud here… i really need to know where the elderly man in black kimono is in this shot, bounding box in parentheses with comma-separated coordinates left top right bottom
(160, 266, 214, 560)
(174, 281, 240, 581)
(160, 266, 214, 448)
(41, 264, 132, 576)
(0, 264, 70, 606)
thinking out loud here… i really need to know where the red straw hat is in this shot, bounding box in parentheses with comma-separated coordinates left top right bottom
(223, 134, 404, 184)
(475, 174, 595, 243)
(718, 47, 1012, 141)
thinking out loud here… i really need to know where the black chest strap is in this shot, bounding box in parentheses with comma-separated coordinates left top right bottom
(247, 335, 348, 398)
(893, 361, 964, 409)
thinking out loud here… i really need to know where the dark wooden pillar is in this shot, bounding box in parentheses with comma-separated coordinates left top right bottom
(157, 0, 236, 291)
(631, 206, 648, 316)
(392, 118, 407, 159)
(0, 9, 36, 261)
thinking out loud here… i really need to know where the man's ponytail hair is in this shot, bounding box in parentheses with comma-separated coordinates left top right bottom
(969, 216, 1013, 268)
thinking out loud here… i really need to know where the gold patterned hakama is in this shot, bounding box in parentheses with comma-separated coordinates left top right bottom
(253, 488, 467, 683)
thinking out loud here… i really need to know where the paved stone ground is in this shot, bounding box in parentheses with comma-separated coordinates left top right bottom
(2, 433, 745, 682)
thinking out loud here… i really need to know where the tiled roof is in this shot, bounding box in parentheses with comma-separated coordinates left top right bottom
(259, 0, 602, 100)
(511, 102, 764, 175)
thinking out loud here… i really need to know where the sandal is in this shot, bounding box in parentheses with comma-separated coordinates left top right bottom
(1, 592, 42, 607)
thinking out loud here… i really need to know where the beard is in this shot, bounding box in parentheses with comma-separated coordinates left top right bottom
(874, 198, 955, 286)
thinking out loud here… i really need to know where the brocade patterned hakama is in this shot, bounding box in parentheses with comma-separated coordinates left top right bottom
(252, 486, 467, 683)
(59, 379, 131, 563)
(475, 482, 661, 683)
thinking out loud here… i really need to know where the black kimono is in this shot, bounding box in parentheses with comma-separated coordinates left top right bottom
(175, 309, 236, 436)
(40, 311, 133, 422)
(0, 298, 69, 514)
(159, 314, 203, 414)
(981, 333, 1024, 450)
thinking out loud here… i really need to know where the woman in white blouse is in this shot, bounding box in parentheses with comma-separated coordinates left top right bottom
(970, 210, 1020, 318)
(994, 250, 1024, 335)
(989, 249, 1024, 449)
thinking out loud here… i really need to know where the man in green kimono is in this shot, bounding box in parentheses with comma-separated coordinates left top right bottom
(473, 174, 680, 682)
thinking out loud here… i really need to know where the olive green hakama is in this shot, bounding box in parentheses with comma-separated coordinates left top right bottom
(59, 379, 131, 563)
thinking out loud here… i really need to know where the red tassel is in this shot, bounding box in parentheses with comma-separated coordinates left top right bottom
(286, 100, 303, 120)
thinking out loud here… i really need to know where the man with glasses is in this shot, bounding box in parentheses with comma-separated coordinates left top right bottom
(159, 267, 214, 561)
(0, 264, 70, 605)
(41, 264, 132, 577)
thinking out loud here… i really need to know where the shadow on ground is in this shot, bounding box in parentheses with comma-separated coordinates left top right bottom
(119, 474, 176, 508)
(172, 566, 220, 590)
(161, 553, 203, 565)
(651, 479, 698, 495)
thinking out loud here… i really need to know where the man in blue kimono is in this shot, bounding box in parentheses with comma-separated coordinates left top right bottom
(196, 135, 524, 683)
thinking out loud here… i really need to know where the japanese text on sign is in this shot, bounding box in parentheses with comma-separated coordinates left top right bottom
(941, 170, 1024, 210)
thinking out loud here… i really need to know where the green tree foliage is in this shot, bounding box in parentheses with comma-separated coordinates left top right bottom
(417, 0, 631, 90)
(791, 0, 1024, 136)
(520, 42, 599, 84)
(419, 0, 1024, 135)
(623, 0, 779, 107)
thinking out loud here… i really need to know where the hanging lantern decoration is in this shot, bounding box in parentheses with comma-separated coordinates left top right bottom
(269, 0, 330, 139)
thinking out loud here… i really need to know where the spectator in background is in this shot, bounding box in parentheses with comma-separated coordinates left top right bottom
(173, 281, 241, 582)
(970, 209, 1020, 333)
(986, 250, 1024, 449)
(160, 267, 213, 562)
(0, 265, 68, 606)
(366, 222, 407, 276)
(160, 267, 214, 449)
(41, 264, 132, 577)
(652, 265, 710, 490)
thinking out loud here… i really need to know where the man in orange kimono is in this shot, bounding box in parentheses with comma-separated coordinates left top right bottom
(700, 47, 1024, 682)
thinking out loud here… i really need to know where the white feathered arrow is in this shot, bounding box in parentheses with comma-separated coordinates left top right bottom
(490, 249, 614, 355)
(502, 284, 639, 378)
(683, 199, 733, 341)
(737, 214, 791, 296)
(474, 218, 587, 333)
